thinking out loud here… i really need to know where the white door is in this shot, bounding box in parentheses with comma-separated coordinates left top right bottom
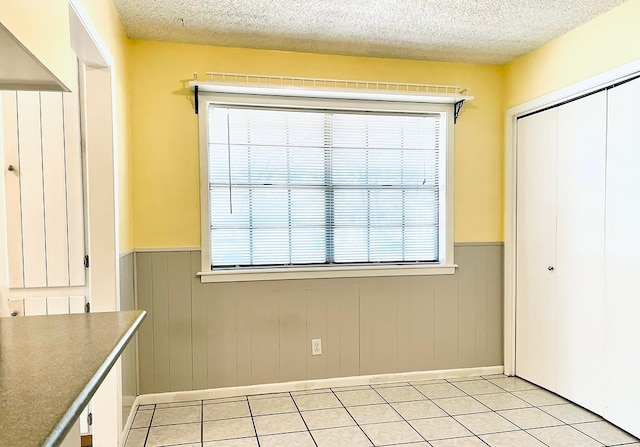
(555, 91, 607, 413)
(604, 77, 640, 437)
(515, 107, 558, 390)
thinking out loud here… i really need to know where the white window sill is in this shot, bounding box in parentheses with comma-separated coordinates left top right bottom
(198, 263, 457, 283)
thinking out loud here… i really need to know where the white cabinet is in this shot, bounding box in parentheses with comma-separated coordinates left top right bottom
(515, 84, 640, 434)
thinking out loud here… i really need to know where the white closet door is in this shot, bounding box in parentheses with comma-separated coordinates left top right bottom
(604, 77, 640, 437)
(555, 91, 607, 413)
(516, 107, 558, 390)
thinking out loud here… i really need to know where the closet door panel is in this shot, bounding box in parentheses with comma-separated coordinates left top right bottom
(555, 91, 607, 414)
(604, 78, 640, 438)
(515, 108, 558, 390)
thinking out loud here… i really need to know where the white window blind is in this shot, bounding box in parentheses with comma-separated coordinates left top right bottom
(207, 105, 442, 269)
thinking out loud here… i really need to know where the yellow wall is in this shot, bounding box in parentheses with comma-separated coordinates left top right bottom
(128, 41, 505, 248)
(506, 0, 640, 109)
(76, 0, 133, 252)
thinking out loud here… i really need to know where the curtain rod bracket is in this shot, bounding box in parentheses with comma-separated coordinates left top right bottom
(194, 85, 199, 114)
(454, 100, 465, 124)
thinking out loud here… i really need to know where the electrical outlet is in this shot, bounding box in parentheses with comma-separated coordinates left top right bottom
(312, 338, 322, 356)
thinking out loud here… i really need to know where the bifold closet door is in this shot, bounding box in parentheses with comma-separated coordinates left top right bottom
(555, 91, 606, 414)
(515, 107, 558, 391)
(604, 77, 640, 437)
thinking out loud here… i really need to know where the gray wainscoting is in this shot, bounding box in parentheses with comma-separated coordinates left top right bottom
(119, 252, 137, 425)
(135, 243, 503, 394)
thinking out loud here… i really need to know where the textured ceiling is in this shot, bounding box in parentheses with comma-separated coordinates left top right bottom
(113, 0, 627, 65)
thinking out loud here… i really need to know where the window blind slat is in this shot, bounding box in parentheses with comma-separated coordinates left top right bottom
(208, 105, 441, 268)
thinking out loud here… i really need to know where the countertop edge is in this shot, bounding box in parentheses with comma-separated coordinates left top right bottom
(43, 310, 147, 447)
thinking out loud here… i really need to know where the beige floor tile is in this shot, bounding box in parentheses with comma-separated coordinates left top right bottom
(146, 423, 201, 447)
(290, 389, 332, 396)
(293, 392, 342, 410)
(301, 407, 355, 430)
(124, 428, 148, 447)
(331, 385, 372, 392)
(473, 392, 531, 411)
(203, 400, 250, 421)
(410, 416, 473, 441)
(513, 389, 568, 407)
(375, 386, 428, 403)
(249, 392, 290, 400)
(431, 436, 489, 447)
(541, 403, 602, 424)
(488, 377, 538, 392)
(132, 409, 153, 428)
(202, 417, 255, 441)
(498, 407, 563, 429)
(454, 412, 519, 435)
(335, 389, 385, 406)
(384, 443, 430, 447)
(453, 380, 504, 396)
(203, 396, 247, 404)
(527, 425, 604, 447)
(151, 405, 201, 426)
(392, 400, 448, 420)
(481, 430, 547, 447)
(137, 404, 155, 410)
(414, 383, 466, 399)
(203, 438, 259, 447)
(253, 412, 307, 436)
(361, 420, 424, 445)
(573, 421, 639, 445)
(154, 400, 201, 409)
(248, 396, 297, 416)
(432, 396, 491, 415)
(347, 404, 403, 425)
(260, 431, 316, 447)
(311, 426, 373, 447)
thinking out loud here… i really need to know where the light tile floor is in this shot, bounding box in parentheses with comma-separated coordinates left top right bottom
(125, 374, 640, 447)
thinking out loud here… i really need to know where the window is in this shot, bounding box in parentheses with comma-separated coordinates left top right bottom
(199, 90, 455, 281)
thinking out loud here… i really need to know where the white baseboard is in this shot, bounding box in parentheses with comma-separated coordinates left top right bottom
(121, 395, 141, 446)
(138, 365, 504, 405)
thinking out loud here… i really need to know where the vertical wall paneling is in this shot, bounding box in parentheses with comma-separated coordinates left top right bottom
(433, 275, 459, 369)
(136, 252, 155, 394)
(151, 252, 170, 392)
(190, 251, 208, 390)
(167, 252, 193, 391)
(235, 293, 253, 386)
(485, 245, 504, 365)
(604, 78, 640, 437)
(136, 245, 503, 393)
(456, 246, 478, 368)
(1, 91, 24, 288)
(278, 282, 307, 383)
(250, 283, 280, 384)
(17, 92, 47, 288)
(555, 92, 607, 412)
(206, 283, 238, 387)
(63, 63, 86, 287)
(41, 92, 70, 287)
(408, 277, 435, 372)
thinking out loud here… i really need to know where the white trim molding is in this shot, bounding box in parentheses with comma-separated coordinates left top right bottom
(504, 59, 640, 377)
(138, 366, 504, 405)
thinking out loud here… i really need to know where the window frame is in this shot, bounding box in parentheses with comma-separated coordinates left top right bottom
(198, 90, 455, 282)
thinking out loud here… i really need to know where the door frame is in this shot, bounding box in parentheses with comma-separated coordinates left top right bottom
(504, 59, 640, 376)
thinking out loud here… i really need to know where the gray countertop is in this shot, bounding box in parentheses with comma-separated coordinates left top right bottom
(0, 310, 146, 447)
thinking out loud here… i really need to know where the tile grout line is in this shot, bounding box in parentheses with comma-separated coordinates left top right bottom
(143, 404, 156, 447)
(246, 395, 262, 447)
(288, 391, 319, 447)
(331, 386, 377, 446)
